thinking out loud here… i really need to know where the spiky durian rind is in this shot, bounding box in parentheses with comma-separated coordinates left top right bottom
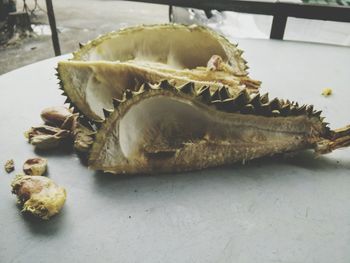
(89, 80, 331, 173)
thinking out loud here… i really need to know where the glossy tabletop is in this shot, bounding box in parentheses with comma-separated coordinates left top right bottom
(1, 39, 350, 263)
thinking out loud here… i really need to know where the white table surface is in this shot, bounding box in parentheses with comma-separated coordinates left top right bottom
(1, 39, 350, 263)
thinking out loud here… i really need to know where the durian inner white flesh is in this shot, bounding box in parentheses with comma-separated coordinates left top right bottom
(73, 24, 247, 75)
(118, 96, 310, 162)
(119, 97, 207, 159)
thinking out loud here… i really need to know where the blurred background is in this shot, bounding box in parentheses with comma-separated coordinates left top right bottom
(1, 0, 350, 75)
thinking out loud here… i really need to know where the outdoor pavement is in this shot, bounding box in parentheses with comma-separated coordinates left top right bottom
(0, 0, 168, 74)
(0, 0, 349, 75)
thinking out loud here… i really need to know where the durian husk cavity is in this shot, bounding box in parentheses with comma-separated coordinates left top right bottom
(57, 24, 261, 122)
(25, 24, 350, 174)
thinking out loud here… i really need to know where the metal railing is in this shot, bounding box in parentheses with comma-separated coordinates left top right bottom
(45, 0, 350, 56)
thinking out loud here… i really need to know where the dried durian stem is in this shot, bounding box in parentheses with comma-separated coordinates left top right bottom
(316, 125, 350, 154)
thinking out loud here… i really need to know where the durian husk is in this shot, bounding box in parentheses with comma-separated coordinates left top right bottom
(72, 24, 249, 76)
(57, 60, 260, 122)
(57, 24, 261, 122)
(88, 81, 344, 174)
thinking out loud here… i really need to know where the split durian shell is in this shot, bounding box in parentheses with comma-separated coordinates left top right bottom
(57, 24, 260, 122)
(88, 81, 340, 174)
(72, 24, 249, 75)
(55, 24, 350, 174)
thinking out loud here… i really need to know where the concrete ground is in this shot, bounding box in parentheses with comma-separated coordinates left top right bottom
(0, 0, 350, 75)
(0, 0, 168, 74)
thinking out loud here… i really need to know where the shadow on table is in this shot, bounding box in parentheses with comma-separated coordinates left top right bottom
(16, 203, 68, 236)
(92, 150, 350, 199)
(34, 143, 75, 157)
(282, 150, 350, 169)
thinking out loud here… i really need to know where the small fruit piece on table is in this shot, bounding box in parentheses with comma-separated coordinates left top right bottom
(11, 175, 66, 220)
(23, 158, 48, 176)
(4, 159, 15, 173)
(40, 106, 73, 126)
(322, 88, 332, 97)
(24, 125, 71, 149)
